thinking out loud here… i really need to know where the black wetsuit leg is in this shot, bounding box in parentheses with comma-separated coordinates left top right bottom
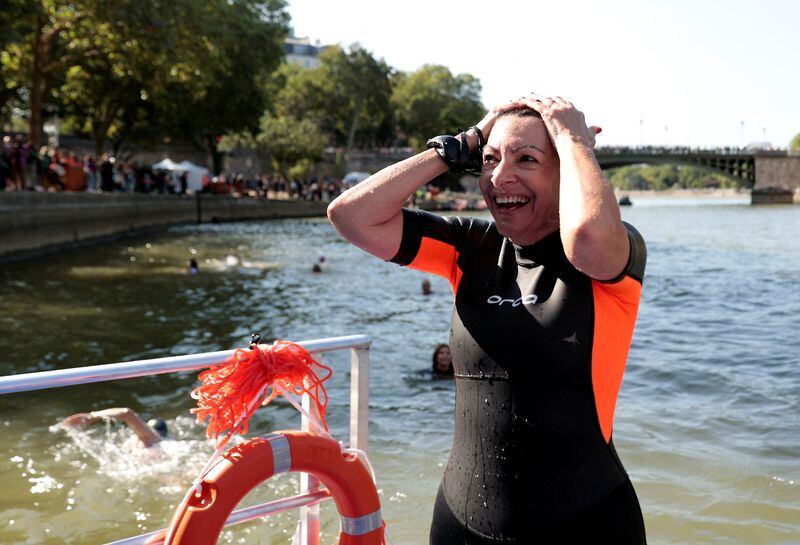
(430, 481, 647, 545)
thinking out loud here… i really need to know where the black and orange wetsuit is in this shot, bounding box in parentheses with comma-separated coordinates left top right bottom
(390, 209, 647, 544)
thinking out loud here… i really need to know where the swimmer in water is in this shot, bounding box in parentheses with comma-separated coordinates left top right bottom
(60, 407, 167, 448)
(432, 344, 454, 376)
(329, 94, 647, 543)
(422, 279, 433, 295)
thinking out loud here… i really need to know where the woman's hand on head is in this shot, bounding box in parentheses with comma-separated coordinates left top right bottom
(521, 93, 601, 148)
(471, 98, 530, 147)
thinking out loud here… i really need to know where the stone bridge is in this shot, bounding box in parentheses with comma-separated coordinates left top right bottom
(341, 146, 800, 203)
(594, 147, 800, 201)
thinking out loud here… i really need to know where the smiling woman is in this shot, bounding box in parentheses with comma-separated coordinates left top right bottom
(479, 109, 561, 246)
(327, 93, 647, 544)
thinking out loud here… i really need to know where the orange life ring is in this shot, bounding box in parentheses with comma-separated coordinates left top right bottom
(163, 430, 383, 545)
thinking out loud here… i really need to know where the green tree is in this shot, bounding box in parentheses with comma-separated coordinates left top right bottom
(605, 164, 745, 190)
(253, 113, 328, 176)
(391, 64, 485, 150)
(606, 165, 648, 190)
(0, 0, 94, 146)
(274, 44, 394, 151)
(790, 132, 800, 151)
(1, 0, 288, 164)
(323, 45, 394, 150)
(164, 0, 290, 173)
(0, 0, 33, 122)
(57, 1, 189, 155)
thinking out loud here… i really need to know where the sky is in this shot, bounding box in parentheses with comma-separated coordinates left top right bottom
(286, 0, 799, 148)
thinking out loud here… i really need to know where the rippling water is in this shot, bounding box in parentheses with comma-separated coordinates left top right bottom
(0, 199, 798, 544)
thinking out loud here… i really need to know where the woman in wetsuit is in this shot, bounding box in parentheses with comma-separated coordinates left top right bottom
(328, 93, 647, 544)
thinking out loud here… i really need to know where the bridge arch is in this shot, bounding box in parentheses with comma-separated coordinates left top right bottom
(595, 147, 756, 187)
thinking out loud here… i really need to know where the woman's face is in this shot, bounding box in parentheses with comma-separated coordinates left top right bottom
(480, 115, 560, 245)
(435, 346, 452, 373)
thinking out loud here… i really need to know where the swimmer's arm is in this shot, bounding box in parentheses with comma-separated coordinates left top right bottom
(327, 150, 448, 259)
(61, 408, 161, 447)
(111, 408, 162, 447)
(59, 412, 97, 427)
(555, 139, 630, 281)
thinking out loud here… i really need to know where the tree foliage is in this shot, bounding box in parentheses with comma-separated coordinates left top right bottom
(0, 0, 36, 119)
(254, 113, 328, 176)
(1, 0, 289, 160)
(163, 0, 289, 172)
(273, 44, 393, 150)
(790, 132, 800, 152)
(2, 4, 490, 174)
(606, 164, 747, 190)
(57, 1, 191, 154)
(0, 0, 93, 145)
(391, 64, 485, 150)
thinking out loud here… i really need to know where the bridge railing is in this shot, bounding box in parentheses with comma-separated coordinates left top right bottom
(595, 145, 787, 157)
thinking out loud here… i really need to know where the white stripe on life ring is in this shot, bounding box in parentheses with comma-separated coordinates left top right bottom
(341, 509, 382, 536)
(265, 433, 292, 474)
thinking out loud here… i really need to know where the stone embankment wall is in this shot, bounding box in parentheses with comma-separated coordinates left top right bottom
(0, 193, 327, 261)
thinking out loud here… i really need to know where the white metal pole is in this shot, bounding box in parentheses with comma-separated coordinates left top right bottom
(107, 489, 331, 545)
(350, 347, 370, 452)
(0, 334, 371, 395)
(299, 381, 322, 545)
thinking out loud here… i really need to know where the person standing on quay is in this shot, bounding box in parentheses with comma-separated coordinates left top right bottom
(99, 154, 115, 192)
(328, 93, 647, 544)
(0, 139, 9, 191)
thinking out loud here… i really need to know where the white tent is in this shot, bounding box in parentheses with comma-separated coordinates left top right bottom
(151, 158, 182, 171)
(151, 158, 209, 192)
(176, 160, 210, 192)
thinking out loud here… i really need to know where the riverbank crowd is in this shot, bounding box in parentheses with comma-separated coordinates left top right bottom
(0, 135, 346, 201)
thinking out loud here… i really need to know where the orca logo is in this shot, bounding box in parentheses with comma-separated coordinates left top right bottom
(486, 294, 538, 308)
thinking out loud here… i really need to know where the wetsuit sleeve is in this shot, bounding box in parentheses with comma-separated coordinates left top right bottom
(619, 221, 646, 284)
(389, 208, 483, 293)
(590, 222, 647, 443)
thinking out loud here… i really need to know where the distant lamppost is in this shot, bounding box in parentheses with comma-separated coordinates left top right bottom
(639, 118, 644, 146)
(740, 120, 745, 147)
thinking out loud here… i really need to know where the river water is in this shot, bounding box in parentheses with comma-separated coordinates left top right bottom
(0, 199, 798, 544)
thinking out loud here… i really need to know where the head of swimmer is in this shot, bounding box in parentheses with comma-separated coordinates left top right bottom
(432, 344, 454, 375)
(480, 108, 560, 246)
(148, 418, 168, 438)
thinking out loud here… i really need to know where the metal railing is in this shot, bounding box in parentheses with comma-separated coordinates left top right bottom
(0, 334, 372, 545)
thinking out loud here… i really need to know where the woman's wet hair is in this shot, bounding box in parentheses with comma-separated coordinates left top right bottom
(432, 344, 454, 375)
(497, 107, 542, 121)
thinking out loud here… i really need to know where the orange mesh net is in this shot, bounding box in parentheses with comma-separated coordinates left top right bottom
(190, 340, 332, 448)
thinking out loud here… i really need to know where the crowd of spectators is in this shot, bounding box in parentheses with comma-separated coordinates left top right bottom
(0, 135, 347, 201)
(228, 174, 344, 201)
(1, 135, 168, 193)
